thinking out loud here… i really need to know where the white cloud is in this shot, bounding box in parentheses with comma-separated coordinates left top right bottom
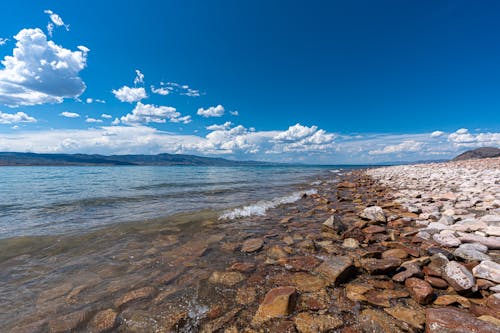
(86, 117, 103, 123)
(369, 140, 424, 155)
(86, 98, 93, 103)
(206, 121, 232, 131)
(111, 118, 120, 125)
(0, 28, 88, 107)
(150, 85, 170, 95)
(431, 130, 445, 138)
(448, 128, 500, 147)
(101, 114, 112, 119)
(230, 110, 239, 116)
(197, 104, 225, 118)
(0, 111, 36, 124)
(60, 111, 80, 118)
(0, 38, 8, 46)
(44, 10, 70, 37)
(120, 102, 191, 125)
(274, 123, 318, 142)
(134, 69, 144, 85)
(112, 86, 147, 103)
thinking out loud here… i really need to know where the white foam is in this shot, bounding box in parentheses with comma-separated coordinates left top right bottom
(219, 189, 317, 220)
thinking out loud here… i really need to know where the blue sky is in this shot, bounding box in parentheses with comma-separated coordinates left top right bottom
(0, 1, 499, 163)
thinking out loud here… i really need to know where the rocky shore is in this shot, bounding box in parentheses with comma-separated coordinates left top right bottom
(8, 158, 500, 332)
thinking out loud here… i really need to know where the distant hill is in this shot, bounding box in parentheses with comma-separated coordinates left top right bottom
(0, 152, 273, 166)
(453, 147, 500, 161)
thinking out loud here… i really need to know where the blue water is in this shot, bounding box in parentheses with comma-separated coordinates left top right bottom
(0, 165, 342, 239)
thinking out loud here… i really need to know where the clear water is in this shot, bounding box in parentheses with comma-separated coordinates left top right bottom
(0, 165, 343, 239)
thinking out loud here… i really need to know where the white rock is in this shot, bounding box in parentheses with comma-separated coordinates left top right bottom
(472, 261, 500, 283)
(480, 215, 500, 224)
(360, 206, 386, 222)
(450, 219, 487, 232)
(483, 226, 500, 237)
(442, 261, 476, 293)
(438, 215, 454, 225)
(458, 233, 500, 250)
(433, 232, 461, 247)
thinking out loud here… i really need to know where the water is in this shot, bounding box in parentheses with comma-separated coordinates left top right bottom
(0, 165, 343, 239)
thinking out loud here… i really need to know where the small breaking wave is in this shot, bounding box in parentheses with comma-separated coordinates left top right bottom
(219, 189, 317, 220)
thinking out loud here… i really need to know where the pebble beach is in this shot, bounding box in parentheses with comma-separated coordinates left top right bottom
(5, 158, 500, 332)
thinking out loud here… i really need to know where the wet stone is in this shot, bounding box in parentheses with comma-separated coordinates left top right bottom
(88, 309, 118, 333)
(208, 271, 245, 286)
(424, 276, 448, 289)
(114, 286, 155, 308)
(425, 307, 500, 333)
(384, 305, 425, 330)
(236, 287, 256, 305)
(48, 308, 92, 333)
(241, 238, 264, 253)
(296, 288, 330, 311)
(294, 312, 343, 333)
(360, 258, 402, 275)
(314, 256, 354, 286)
(442, 261, 476, 294)
(393, 263, 423, 282)
(291, 272, 328, 292)
(230, 262, 256, 273)
(405, 277, 434, 304)
(252, 286, 296, 326)
(382, 248, 408, 260)
(278, 256, 321, 272)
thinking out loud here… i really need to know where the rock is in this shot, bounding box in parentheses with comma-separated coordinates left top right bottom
(382, 248, 408, 260)
(438, 215, 455, 225)
(291, 272, 328, 292)
(359, 309, 404, 333)
(451, 219, 488, 232)
(283, 236, 294, 245)
(337, 181, 356, 188)
(487, 293, 500, 313)
(362, 225, 386, 234)
(393, 263, 423, 282)
(296, 289, 330, 311)
(454, 246, 492, 261)
(236, 287, 256, 305)
(433, 232, 461, 247)
(442, 261, 476, 294)
(478, 315, 500, 327)
(88, 309, 118, 333)
(424, 276, 448, 289)
(230, 262, 256, 273)
(484, 226, 500, 237)
(322, 214, 347, 234)
(425, 222, 449, 233)
(472, 261, 500, 283)
(433, 294, 470, 307)
(425, 307, 499, 332)
(405, 277, 434, 304)
(252, 286, 296, 325)
(458, 233, 500, 249)
(241, 238, 264, 253)
(294, 312, 343, 333)
(49, 308, 92, 333)
(360, 258, 402, 275)
(342, 238, 360, 249)
(480, 214, 500, 224)
(384, 305, 425, 330)
(426, 253, 450, 277)
(314, 256, 355, 286)
(201, 308, 240, 333)
(266, 245, 288, 260)
(278, 256, 321, 272)
(114, 286, 155, 307)
(208, 271, 245, 286)
(360, 206, 386, 222)
(427, 247, 455, 260)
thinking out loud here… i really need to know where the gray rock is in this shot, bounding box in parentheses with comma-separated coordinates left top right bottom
(433, 232, 461, 247)
(360, 206, 386, 222)
(454, 246, 491, 262)
(483, 226, 500, 237)
(442, 261, 476, 294)
(457, 242, 488, 253)
(438, 215, 454, 225)
(472, 261, 500, 283)
(480, 214, 500, 224)
(342, 238, 359, 249)
(450, 219, 487, 232)
(458, 233, 500, 249)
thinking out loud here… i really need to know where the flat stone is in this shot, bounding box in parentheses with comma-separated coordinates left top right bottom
(241, 238, 264, 253)
(291, 272, 328, 292)
(405, 277, 434, 304)
(359, 309, 404, 333)
(393, 263, 423, 282)
(342, 238, 360, 249)
(49, 308, 92, 333)
(433, 232, 461, 247)
(360, 206, 386, 222)
(478, 315, 500, 327)
(278, 256, 321, 272)
(484, 226, 500, 237)
(230, 262, 256, 273)
(425, 307, 499, 333)
(425, 276, 448, 289)
(294, 312, 343, 333)
(88, 309, 118, 333)
(362, 225, 386, 234)
(455, 247, 492, 262)
(384, 305, 425, 330)
(314, 256, 354, 285)
(322, 214, 347, 234)
(442, 261, 476, 294)
(433, 294, 470, 307)
(473, 261, 500, 283)
(480, 214, 500, 224)
(266, 245, 288, 259)
(458, 233, 500, 249)
(382, 248, 408, 260)
(296, 289, 330, 311)
(451, 219, 488, 232)
(337, 181, 356, 188)
(236, 287, 256, 305)
(208, 271, 245, 286)
(252, 286, 296, 325)
(360, 258, 402, 275)
(114, 286, 155, 307)
(426, 253, 450, 277)
(438, 215, 455, 225)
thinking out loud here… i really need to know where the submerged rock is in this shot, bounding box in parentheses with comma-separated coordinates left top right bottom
(88, 309, 118, 333)
(252, 286, 296, 326)
(208, 271, 245, 286)
(241, 238, 264, 253)
(314, 256, 355, 286)
(294, 312, 343, 333)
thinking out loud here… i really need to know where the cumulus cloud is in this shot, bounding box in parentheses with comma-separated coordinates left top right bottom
(206, 121, 232, 131)
(230, 110, 239, 116)
(120, 102, 191, 125)
(431, 130, 445, 138)
(0, 28, 88, 107)
(369, 140, 424, 155)
(133, 69, 144, 85)
(86, 117, 102, 123)
(101, 113, 112, 119)
(0, 111, 36, 124)
(112, 86, 147, 103)
(448, 128, 500, 147)
(150, 85, 170, 95)
(156, 82, 200, 97)
(60, 111, 80, 118)
(0, 38, 8, 46)
(197, 104, 225, 118)
(44, 10, 70, 37)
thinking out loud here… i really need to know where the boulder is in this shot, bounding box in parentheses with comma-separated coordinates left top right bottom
(314, 256, 355, 286)
(252, 286, 296, 325)
(241, 238, 264, 253)
(472, 261, 500, 283)
(425, 308, 499, 332)
(405, 277, 434, 304)
(442, 261, 476, 294)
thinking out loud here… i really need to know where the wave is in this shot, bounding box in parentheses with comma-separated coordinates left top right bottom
(219, 189, 317, 220)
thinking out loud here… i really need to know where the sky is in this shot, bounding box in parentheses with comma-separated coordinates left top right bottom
(0, 0, 499, 164)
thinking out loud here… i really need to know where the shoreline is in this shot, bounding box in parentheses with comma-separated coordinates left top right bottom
(3, 160, 499, 332)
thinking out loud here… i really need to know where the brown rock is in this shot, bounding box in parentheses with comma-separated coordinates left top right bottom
(434, 295, 470, 307)
(241, 238, 264, 253)
(208, 271, 245, 286)
(362, 225, 386, 234)
(236, 287, 256, 305)
(384, 305, 425, 330)
(478, 316, 500, 327)
(294, 312, 343, 333)
(278, 256, 321, 272)
(201, 308, 240, 333)
(405, 277, 434, 304)
(486, 293, 500, 315)
(291, 272, 328, 292)
(314, 256, 355, 286)
(114, 286, 155, 307)
(425, 276, 448, 289)
(49, 308, 92, 333)
(360, 258, 402, 275)
(382, 248, 408, 260)
(297, 289, 330, 311)
(393, 263, 423, 282)
(283, 236, 294, 245)
(267, 245, 288, 260)
(88, 309, 118, 333)
(338, 181, 356, 188)
(359, 309, 404, 333)
(252, 286, 296, 325)
(230, 262, 256, 273)
(425, 307, 499, 332)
